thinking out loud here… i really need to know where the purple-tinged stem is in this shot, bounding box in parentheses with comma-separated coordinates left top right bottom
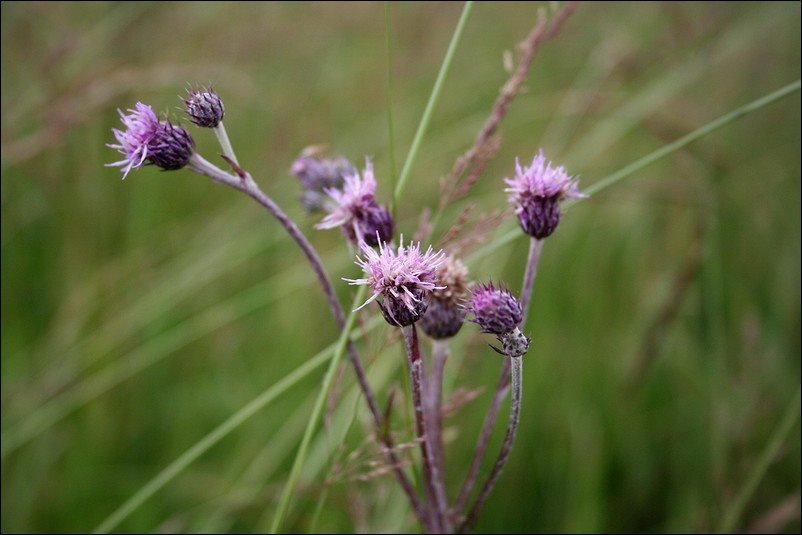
(519, 237, 543, 324)
(429, 339, 452, 532)
(187, 153, 427, 526)
(458, 356, 523, 533)
(452, 237, 542, 520)
(403, 325, 449, 533)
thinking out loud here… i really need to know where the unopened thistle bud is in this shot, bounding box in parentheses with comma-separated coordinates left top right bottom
(466, 282, 530, 357)
(183, 87, 225, 128)
(106, 102, 195, 179)
(345, 236, 445, 328)
(316, 158, 395, 247)
(504, 150, 586, 239)
(420, 255, 469, 339)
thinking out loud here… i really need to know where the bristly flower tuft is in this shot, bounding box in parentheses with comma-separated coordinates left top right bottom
(106, 102, 195, 179)
(504, 149, 587, 239)
(345, 236, 446, 327)
(316, 158, 395, 247)
(183, 87, 225, 128)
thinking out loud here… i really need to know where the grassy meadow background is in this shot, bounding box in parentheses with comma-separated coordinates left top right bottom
(2, 2, 800, 532)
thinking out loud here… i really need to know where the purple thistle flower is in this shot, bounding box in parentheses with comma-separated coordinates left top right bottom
(183, 87, 225, 128)
(106, 103, 161, 179)
(504, 150, 587, 239)
(316, 158, 395, 247)
(466, 282, 529, 357)
(466, 282, 522, 335)
(106, 102, 195, 179)
(291, 147, 356, 213)
(345, 236, 446, 327)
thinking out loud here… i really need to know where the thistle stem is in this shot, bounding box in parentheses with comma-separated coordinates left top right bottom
(459, 356, 523, 533)
(213, 122, 239, 166)
(430, 339, 451, 531)
(403, 325, 450, 533)
(453, 237, 542, 519)
(187, 153, 426, 525)
(519, 238, 543, 324)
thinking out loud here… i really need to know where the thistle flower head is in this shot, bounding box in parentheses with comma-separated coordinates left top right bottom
(504, 150, 586, 239)
(318, 157, 377, 223)
(466, 281, 530, 357)
(504, 150, 583, 201)
(465, 281, 523, 335)
(316, 158, 394, 246)
(290, 147, 356, 213)
(345, 236, 446, 327)
(146, 119, 195, 171)
(420, 255, 470, 339)
(430, 255, 470, 301)
(291, 147, 354, 190)
(106, 102, 195, 179)
(183, 86, 225, 128)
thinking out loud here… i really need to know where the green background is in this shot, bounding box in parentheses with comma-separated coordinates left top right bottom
(2, 2, 800, 532)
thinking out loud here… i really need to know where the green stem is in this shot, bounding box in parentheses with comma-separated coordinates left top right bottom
(269, 285, 367, 533)
(308, 378, 363, 532)
(579, 79, 801, 199)
(385, 1, 398, 217)
(392, 1, 474, 211)
(717, 387, 801, 533)
(307, 484, 330, 534)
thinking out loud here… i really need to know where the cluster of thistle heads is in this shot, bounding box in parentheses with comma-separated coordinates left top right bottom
(107, 87, 585, 357)
(106, 88, 225, 179)
(289, 136, 585, 357)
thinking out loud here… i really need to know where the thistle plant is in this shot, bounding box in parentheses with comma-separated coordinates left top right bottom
(104, 87, 555, 532)
(84, 2, 802, 532)
(102, 5, 585, 534)
(454, 151, 585, 531)
(107, 90, 428, 528)
(346, 237, 449, 530)
(457, 283, 530, 532)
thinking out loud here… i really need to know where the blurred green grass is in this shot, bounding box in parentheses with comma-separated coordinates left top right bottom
(2, 2, 800, 533)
